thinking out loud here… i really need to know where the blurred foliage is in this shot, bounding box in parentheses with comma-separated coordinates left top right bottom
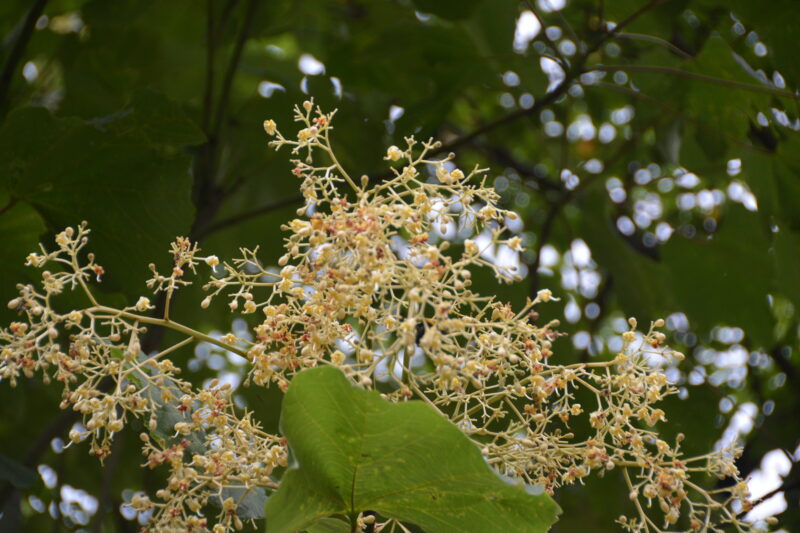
(0, 0, 798, 531)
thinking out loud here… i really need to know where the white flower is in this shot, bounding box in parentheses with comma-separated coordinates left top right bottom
(385, 145, 404, 161)
(135, 297, 151, 312)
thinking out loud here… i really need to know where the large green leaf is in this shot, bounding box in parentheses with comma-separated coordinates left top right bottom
(661, 204, 774, 347)
(0, 199, 46, 322)
(709, 0, 800, 85)
(106, 88, 206, 147)
(0, 105, 195, 298)
(265, 366, 561, 533)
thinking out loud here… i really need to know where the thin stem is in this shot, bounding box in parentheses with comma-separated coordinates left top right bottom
(540, 0, 580, 46)
(163, 289, 173, 322)
(73, 258, 99, 307)
(736, 475, 800, 519)
(623, 467, 653, 533)
(591, 81, 767, 154)
(591, 64, 799, 100)
(614, 32, 692, 59)
(91, 305, 249, 358)
(121, 337, 195, 381)
(322, 136, 361, 193)
(470, 140, 563, 192)
(607, 0, 670, 37)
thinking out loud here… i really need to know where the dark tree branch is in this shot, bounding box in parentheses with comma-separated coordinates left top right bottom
(426, 0, 670, 159)
(770, 345, 799, 387)
(0, 0, 48, 113)
(198, 195, 302, 238)
(210, 0, 258, 141)
(201, 0, 217, 133)
(472, 141, 563, 193)
(524, 0, 569, 69)
(608, 0, 670, 37)
(434, 77, 574, 157)
(0, 198, 18, 217)
(191, 0, 259, 239)
(736, 467, 800, 519)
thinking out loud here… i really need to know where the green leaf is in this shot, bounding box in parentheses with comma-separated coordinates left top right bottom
(661, 204, 774, 347)
(683, 36, 771, 145)
(0, 454, 37, 489)
(0, 106, 194, 298)
(106, 89, 206, 147)
(265, 366, 561, 533)
(304, 517, 351, 533)
(712, 0, 800, 85)
(0, 199, 46, 322)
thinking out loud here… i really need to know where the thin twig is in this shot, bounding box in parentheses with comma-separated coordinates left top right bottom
(198, 195, 303, 238)
(608, 0, 670, 37)
(537, 0, 580, 47)
(524, 0, 569, 69)
(471, 140, 563, 192)
(614, 32, 693, 59)
(736, 472, 800, 519)
(436, 76, 574, 156)
(0, 198, 18, 217)
(430, 1, 672, 157)
(590, 64, 799, 100)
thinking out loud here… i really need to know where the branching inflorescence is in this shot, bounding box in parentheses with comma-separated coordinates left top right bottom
(1, 101, 765, 532)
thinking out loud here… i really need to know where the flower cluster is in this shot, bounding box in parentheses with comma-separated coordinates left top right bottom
(2, 224, 284, 531)
(0, 101, 763, 532)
